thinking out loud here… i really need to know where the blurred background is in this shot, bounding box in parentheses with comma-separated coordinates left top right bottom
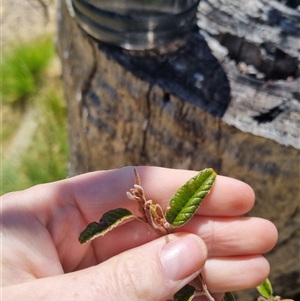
(1, 0, 68, 195)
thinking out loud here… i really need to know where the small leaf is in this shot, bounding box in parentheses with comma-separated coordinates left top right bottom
(222, 292, 236, 301)
(173, 284, 195, 301)
(166, 168, 217, 227)
(256, 278, 273, 299)
(79, 208, 135, 244)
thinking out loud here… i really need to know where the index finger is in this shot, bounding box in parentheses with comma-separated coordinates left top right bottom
(65, 166, 255, 221)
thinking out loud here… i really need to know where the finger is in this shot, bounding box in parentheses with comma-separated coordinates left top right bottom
(181, 216, 278, 257)
(3, 233, 208, 301)
(136, 167, 255, 216)
(62, 166, 255, 221)
(202, 255, 270, 292)
(78, 216, 277, 266)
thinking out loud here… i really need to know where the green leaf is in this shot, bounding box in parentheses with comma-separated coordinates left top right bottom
(166, 168, 217, 227)
(222, 292, 236, 301)
(79, 208, 135, 244)
(256, 278, 273, 299)
(173, 284, 195, 301)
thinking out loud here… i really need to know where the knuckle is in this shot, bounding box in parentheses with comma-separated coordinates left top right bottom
(113, 253, 157, 301)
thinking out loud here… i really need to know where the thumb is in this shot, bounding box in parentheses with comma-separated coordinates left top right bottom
(95, 233, 208, 301)
(2, 233, 207, 301)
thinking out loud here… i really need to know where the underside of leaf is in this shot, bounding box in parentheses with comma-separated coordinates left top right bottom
(222, 292, 236, 301)
(165, 168, 217, 227)
(173, 284, 195, 301)
(79, 208, 135, 244)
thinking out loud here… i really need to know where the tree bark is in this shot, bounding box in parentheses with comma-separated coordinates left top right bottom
(56, 0, 300, 300)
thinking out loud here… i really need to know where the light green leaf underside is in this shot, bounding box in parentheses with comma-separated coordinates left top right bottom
(256, 278, 273, 299)
(79, 208, 135, 244)
(166, 168, 217, 227)
(173, 284, 195, 301)
(222, 292, 236, 301)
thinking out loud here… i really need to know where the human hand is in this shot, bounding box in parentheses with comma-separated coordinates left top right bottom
(1, 166, 277, 301)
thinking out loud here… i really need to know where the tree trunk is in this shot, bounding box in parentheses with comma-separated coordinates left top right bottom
(56, 0, 300, 300)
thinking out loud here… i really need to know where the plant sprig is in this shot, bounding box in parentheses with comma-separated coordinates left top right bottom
(256, 279, 294, 301)
(79, 168, 219, 301)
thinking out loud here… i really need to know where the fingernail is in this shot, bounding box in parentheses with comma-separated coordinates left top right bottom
(160, 234, 207, 281)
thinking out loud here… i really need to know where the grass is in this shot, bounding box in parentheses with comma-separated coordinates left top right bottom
(1, 34, 69, 195)
(1, 35, 55, 105)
